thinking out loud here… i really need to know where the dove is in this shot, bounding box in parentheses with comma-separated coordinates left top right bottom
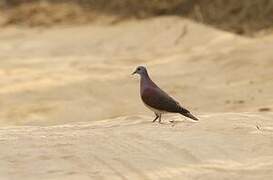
(132, 66, 198, 123)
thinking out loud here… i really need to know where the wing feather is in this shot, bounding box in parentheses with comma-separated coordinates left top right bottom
(141, 87, 187, 113)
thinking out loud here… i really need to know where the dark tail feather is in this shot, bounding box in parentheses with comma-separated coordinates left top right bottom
(180, 112, 199, 121)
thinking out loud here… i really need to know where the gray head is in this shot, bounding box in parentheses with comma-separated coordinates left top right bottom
(132, 66, 148, 76)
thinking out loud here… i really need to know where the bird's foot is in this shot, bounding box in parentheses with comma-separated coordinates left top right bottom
(158, 118, 163, 124)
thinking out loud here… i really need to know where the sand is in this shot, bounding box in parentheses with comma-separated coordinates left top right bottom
(0, 17, 272, 179)
(0, 113, 273, 180)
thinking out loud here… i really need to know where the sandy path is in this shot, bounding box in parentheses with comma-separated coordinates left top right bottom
(0, 113, 272, 180)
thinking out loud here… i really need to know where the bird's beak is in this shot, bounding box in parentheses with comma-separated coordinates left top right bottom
(131, 70, 137, 75)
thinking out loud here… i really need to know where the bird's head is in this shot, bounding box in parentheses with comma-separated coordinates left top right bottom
(132, 66, 148, 76)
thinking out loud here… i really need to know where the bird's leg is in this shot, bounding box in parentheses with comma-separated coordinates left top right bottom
(158, 114, 162, 124)
(152, 113, 159, 122)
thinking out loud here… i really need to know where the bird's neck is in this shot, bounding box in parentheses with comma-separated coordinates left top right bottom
(140, 73, 157, 93)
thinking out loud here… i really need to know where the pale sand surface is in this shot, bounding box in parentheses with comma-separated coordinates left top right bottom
(0, 17, 272, 179)
(0, 113, 273, 180)
(0, 17, 272, 126)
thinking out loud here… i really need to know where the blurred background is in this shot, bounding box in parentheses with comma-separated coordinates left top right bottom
(0, 0, 272, 126)
(1, 0, 273, 35)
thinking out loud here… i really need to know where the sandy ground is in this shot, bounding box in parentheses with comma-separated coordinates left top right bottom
(0, 113, 273, 180)
(0, 16, 272, 179)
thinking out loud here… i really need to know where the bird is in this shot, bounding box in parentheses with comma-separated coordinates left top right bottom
(132, 66, 198, 123)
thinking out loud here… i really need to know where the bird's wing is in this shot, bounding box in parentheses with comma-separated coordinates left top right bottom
(141, 87, 189, 113)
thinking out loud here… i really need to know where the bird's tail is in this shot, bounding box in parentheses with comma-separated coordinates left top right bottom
(180, 112, 199, 121)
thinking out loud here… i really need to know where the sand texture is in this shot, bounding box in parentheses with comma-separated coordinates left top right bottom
(0, 17, 272, 179)
(0, 113, 273, 180)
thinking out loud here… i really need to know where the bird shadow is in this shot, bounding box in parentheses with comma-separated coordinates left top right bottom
(169, 120, 187, 127)
(153, 119, 197, 127)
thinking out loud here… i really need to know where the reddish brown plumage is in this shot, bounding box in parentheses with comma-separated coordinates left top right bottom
(133, 66, 198, 122)
(141, 87, 183, 113)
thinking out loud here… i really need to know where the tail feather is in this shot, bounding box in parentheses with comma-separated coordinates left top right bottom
(180, 112, 199, 121)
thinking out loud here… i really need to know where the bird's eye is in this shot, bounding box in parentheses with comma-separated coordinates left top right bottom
(137, 68, 140, 71)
